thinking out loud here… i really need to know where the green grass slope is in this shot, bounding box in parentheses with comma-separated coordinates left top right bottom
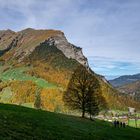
(0, 67, 56, 88)
(0, 103, 140, 140)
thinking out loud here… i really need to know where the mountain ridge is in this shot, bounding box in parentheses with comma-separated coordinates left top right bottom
(109, 73, 140, 87)
(0, 28, 88, 67)
(0, 28, 140, 112)
(118, 80, 140, 101)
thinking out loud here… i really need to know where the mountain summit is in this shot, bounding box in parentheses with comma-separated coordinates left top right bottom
(0, 28, 140, 112)
(0, 28, 88, 67)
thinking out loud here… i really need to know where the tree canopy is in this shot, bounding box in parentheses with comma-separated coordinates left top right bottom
(63, 65, 107, 118)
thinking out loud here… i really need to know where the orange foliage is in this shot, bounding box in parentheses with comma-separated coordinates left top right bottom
(100, 81, 140, 110)
(10, 81, 37, 105)
(27, 61, 71, 88)
(0, 82, 9, 91)
(40, 88, 64, 112)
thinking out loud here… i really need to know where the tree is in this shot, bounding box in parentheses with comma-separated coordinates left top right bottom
(34, 88, 41, 109)
(63, 65, 106, 119)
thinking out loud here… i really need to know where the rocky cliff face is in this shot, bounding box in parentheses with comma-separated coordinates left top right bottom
(1, 28, 140, 111)
(45, 35, 88, 67)
(0, 28, 88, 67)
(0, 30, 16, 49)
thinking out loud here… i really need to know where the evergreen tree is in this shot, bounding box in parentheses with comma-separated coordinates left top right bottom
(34, 88, 41, 109)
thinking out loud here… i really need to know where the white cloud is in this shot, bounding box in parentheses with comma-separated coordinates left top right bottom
(0, 0, 140, 76)
(88, 56, 140, 78)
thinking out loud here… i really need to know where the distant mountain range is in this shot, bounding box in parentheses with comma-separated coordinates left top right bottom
(105, 75, 121, 80)
(109, 73, 140, 101)
(118, 80, 140, 101)
(109, 73, 140, 87)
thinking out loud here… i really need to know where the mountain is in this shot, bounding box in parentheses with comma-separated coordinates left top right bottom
(109, 73, 140, 87)
(0, 28, 140, 112)
(0, 28, 88, 65)
(0, 103, 140, 140)
(118, 80, 140, 101)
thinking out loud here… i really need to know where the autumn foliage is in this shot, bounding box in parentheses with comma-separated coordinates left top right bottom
(63, 65, 107, 118)
(26, 62, 71, 88)
(40, 88, 64, 112)
(10, 81, 37, 104)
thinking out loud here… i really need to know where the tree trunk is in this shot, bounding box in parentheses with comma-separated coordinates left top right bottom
(90, 113, 92, 120)
(82, 99, 85, 118)
(82, 109, 85, 118)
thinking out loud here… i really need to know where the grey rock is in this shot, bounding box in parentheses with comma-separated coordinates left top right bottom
(45, 34, 89, 67)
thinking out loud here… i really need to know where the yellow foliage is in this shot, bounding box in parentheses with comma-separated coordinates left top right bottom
(100, 80, 140, 110)
(0, 82, 9, 91)
(27, 61, 71, 88)
(41, 88, 64, 112)
(10, 81, 37, 105)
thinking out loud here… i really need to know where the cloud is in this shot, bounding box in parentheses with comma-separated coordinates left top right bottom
(0, 0, 140, 77)
(88, 56, 140, 79)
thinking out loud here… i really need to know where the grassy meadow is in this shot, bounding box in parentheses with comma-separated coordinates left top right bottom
(0, 103, 140, 140)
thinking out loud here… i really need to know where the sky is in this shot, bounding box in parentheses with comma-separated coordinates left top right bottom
(0, 0, 140, 79)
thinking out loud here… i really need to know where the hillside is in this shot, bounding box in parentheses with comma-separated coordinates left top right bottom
(0, 28, 140, 112)
(109, 73, 140, 87)
(118, 80, 140, 101)
(0, 103, 140, 140)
